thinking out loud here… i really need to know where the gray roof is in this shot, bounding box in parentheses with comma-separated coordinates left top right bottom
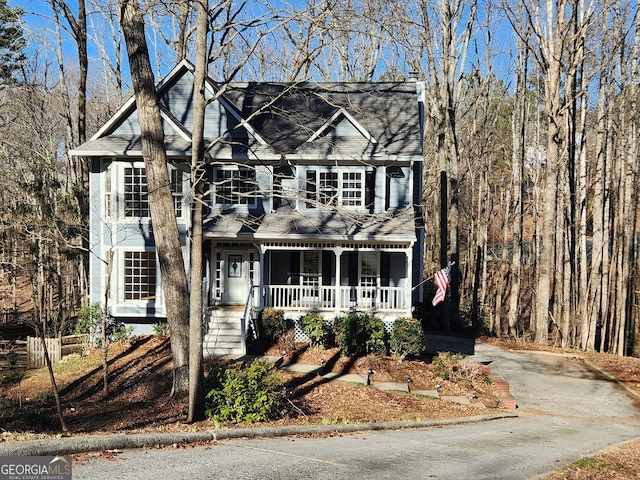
(219, 82, 423, 158)
(72, 62, 423, 161)
(203, 207, 417, 243)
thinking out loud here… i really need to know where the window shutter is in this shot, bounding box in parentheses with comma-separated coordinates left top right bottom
(347, 252, 358, 286)
(273, 175, 281, 210)
(365, 169, 376, 212)
(306, 170, 316, 208)
(322, 251, 333, 286)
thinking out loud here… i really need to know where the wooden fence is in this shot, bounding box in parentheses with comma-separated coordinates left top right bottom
(26, 337, 62, 369)
(0, 335, 87, 369)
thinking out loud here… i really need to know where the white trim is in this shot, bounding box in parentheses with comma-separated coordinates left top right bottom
(203, 79, 269, 147)
(83, 60, 196, 144)
(306, 107, 378, 144)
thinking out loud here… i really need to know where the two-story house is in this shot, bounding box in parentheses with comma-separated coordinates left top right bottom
(72, 60, 425, 356)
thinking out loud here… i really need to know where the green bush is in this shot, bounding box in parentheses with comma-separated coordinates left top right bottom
(300, 312, 332, 348)
(152, 321, 169, 338)
(260, 308, 287, 341)
(334, 312, 387, 356)
(110, 320, 134, 342)
(390, 317, 427, 360)
(205, 360, 286, 423)
(74, 303, 102, 346)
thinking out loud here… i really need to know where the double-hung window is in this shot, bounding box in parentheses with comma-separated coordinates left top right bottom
(319, 172, 338, 206)
(306, 169, 365, 209)
(215, 168, 256, 205)
(123, 165, 184, 218)
(341, 172, 363, 207)
(124, 167, 150, 217)
(124, 251, 157, 301)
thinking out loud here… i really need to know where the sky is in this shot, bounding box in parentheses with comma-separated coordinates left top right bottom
(10, 0, 518, 91)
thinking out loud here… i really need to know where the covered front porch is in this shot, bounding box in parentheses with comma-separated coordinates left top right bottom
(262, 241, 412, 314)
(202, 207, 421, 317)
(206, 240, 413, 316)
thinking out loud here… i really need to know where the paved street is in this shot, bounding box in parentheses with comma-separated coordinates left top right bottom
(72, 343, 640, 479)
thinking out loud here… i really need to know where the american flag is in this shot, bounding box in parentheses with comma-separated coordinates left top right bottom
(432, 265, 451, 306)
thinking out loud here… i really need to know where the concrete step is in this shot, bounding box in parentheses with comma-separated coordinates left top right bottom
(203, 307, 247, 357)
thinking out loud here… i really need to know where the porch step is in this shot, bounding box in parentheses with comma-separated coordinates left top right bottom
(203, 308, 246, 358)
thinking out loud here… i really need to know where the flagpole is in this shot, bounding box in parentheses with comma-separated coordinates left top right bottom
(411, 261, 456, 291)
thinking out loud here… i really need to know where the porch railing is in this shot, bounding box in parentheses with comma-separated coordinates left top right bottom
(265, 285, 406, 311)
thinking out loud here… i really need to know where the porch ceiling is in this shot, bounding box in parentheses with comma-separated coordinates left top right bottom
(203, 206, 417, 243)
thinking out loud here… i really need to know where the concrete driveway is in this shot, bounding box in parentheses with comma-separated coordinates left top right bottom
(32, 341, 640, 479)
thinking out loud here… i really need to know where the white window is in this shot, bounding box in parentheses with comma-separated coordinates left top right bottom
(341, 172, 363, 207)
(124, 251, 157, 300)
(215, 168, 256, 205)
(301, 251, 320, 298)
(360, 252, 378, 289)
(306, 169, 366, 209)
(171, 169, 184, 217)
(123, 165, 184, 218)
(319, 172, 338, 206)
(124, 167, 149, 217)
(104, 161, 113, 218)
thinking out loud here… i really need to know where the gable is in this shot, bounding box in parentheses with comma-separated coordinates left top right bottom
(220, 82, 422, 157)
(71, 62, 423, 161)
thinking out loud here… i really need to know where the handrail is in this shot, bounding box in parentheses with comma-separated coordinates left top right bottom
(240, 279, 255, 350)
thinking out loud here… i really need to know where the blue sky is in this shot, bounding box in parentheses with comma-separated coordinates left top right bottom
(10, 0, 518, 90)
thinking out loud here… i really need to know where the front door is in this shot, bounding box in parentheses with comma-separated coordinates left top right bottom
(222, 252, 246, 304)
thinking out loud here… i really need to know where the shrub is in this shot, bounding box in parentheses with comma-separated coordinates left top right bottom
(259, 308, 287, 341)
(152, 321, 169, 338)
(74, 303, 134, 345)
(205, 360, 286, 423)
(432, 352, 480, 383)
(300, 312, 332, 348)
(432, 352, 465, 380)
(74, 303, 102, 347)
(334, 312, 387, 356)
(390, 317, 427, 360)
(109, 320, 134, 342)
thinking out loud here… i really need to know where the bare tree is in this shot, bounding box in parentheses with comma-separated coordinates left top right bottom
(187, 0, 208, 423)
(118, 0, 191, 396)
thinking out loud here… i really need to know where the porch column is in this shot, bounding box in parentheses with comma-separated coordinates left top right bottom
(335, 246, 343, 314)
(257, 244, 266, 310)
(405, 245, 413, 313)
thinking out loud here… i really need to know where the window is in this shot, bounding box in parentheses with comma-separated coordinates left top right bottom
(306, 170, 366, 209)
(319, 172, 338, 206)
(302, 250, 320, 290)
(341, 172, 363, 207)
(124, 167, 149, 217)
(124, 166, 184, 218)
(124, 251, 157, 300)
(104, 161, 113, 218)
(171, 169, 184, 217)
(360, 252, 378, 289)
(215, 168, 256, 205)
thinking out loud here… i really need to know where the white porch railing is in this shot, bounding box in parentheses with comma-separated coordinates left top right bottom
(265, 285, 407, 311)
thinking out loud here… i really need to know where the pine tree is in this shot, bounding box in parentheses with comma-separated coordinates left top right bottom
(0, 0, 25, 83)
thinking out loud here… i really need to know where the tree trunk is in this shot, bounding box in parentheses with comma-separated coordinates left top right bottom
(118, 0, 190, 396)
(102, 249, 115, 396)
(187, 0, 209, 423)
(508, 26, 527, 337)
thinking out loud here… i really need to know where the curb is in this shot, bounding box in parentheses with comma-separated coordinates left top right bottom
(0, 413, 518, 457)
